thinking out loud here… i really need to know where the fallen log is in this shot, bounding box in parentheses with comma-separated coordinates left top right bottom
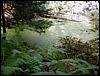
(42, 14, 81, 22)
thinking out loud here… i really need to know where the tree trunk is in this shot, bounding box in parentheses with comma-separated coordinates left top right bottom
(1, 1, 6, 40)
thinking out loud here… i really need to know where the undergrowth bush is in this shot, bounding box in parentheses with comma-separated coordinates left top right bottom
(90, 9, 99, 31)
(58, 36, 99, 65)
(1, 27, 99, 75)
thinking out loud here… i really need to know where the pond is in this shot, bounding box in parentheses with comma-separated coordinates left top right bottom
(6, 18, 98, 49)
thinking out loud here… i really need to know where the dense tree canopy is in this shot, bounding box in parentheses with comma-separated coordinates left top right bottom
(13, 1, 48, 21)
(1, 1, 52, 34)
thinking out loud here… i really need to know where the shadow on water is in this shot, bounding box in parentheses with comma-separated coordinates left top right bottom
(6, 18, 98, 49)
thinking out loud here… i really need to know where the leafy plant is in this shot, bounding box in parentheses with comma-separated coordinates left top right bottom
(1, 66, 23, 75)
(28, 19, 53, 34)
(1, 28, 99, 75)
(58, 36, 99, 65)
(39, 47, 65, 61)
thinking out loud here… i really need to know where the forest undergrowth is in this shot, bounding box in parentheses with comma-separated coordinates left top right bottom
(1, 27, 99, 75)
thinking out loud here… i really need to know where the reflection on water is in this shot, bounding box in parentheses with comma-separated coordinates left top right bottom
(6, 18, 98, 49)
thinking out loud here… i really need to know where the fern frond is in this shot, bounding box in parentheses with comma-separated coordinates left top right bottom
(5, 58, 26, 67)
(66, 65, 98, 75)
(75, 59, 90, 65)
(1, 66, 23, 75)
(59, 59, 79, 63)
(5, 50, 26, 67)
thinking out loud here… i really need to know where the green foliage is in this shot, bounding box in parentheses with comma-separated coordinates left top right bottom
(1, 29, 99, 75)
(40, 47, 65, 61)
(53, 59, 98, 75)
(1, 66, 23, 75)
(28, 19, 53, 34)
(6, 1, 52, 34)
(13, 1, 47, 21)
(66, 65, 98, 75)
(30, 71, 67, 75)
(1, 1, 99, 75)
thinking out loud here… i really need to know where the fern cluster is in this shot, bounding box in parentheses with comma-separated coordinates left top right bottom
(1, 28, 99, 75)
